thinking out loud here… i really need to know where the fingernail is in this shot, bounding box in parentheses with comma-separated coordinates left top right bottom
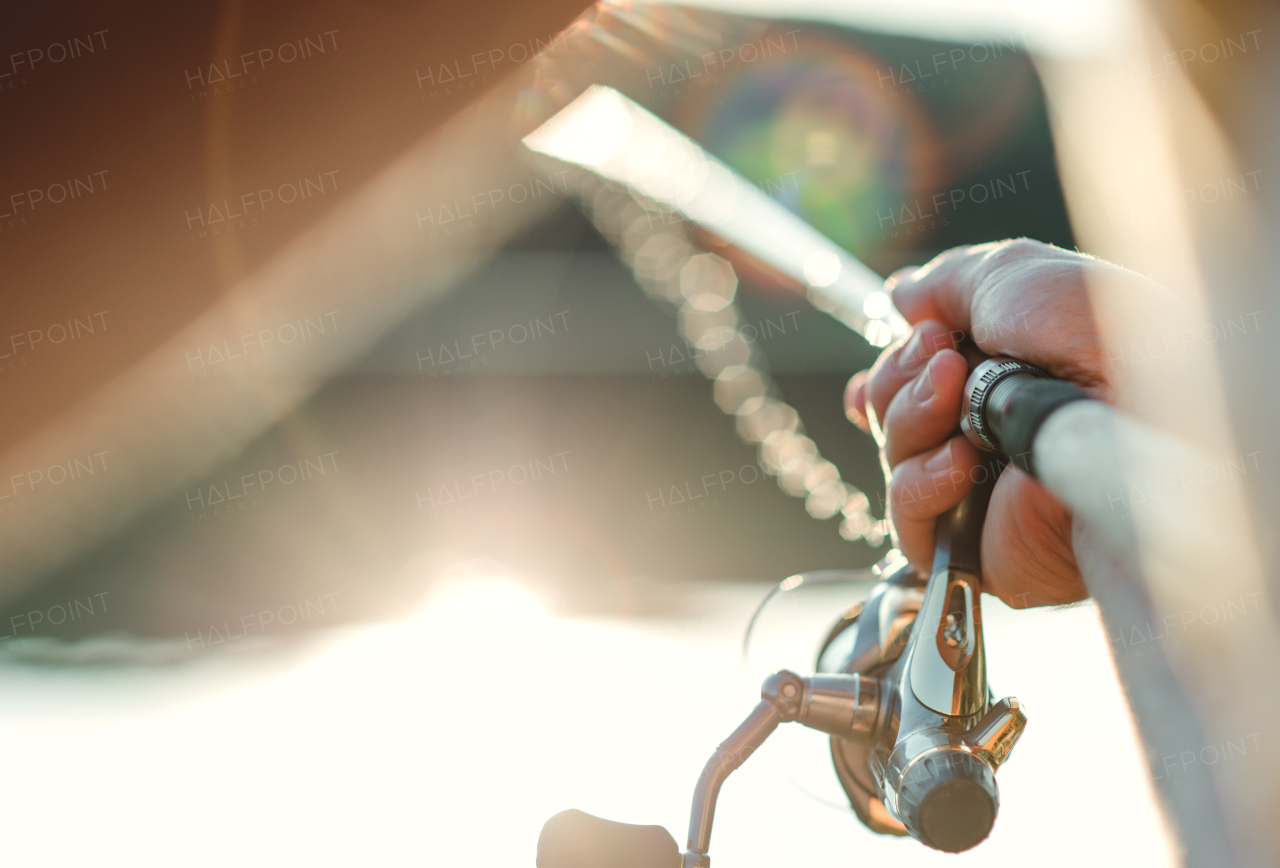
(903, 329, 925, 364)
(923, 440, 952, 472)
(885, 267, 915, 292)
(911, 356, 936, 402)
(846, 378, 867, 422)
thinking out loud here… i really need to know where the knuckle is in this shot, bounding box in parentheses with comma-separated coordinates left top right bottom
(1001, 237, 1042, 255)
(982, 238, 1040, 272)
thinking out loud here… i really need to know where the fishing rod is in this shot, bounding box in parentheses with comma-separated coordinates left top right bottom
(522, 85, 1168, 866)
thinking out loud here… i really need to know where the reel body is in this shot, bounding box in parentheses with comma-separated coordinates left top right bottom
(537, 359, 1073, 868)
(674, 454, 1026, 866)
(821, 554, 1026, 851)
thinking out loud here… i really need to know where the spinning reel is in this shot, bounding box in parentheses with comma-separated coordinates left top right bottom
(538, 359, 1084, 867)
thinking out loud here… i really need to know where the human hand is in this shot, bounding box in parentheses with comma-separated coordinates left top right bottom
(845, 239, 1141, 607)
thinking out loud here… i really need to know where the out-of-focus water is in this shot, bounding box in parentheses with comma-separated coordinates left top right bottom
(0, 579, 1174, 867)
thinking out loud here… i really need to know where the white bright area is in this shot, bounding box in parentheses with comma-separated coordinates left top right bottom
(613, 0, 1138, 58)
(0, 568, 1174, 867)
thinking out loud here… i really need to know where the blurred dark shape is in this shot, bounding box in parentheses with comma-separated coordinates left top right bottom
(0, 0, 589, 457)
(538, 810, 679, 868)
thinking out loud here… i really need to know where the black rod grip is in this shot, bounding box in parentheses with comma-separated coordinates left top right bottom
(987, 377, 1087, 477)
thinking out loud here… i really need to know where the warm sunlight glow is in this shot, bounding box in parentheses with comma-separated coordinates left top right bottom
(416, 558, 550, 632)
(523, 86, 908, 343)
(523, 86, 635, 167)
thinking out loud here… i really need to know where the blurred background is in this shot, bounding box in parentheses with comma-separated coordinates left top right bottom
(1, 0, 1272, 865)
(1, 2, 1076, 632)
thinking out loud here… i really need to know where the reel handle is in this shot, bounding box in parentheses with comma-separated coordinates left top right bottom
(537, 810, 679, 868)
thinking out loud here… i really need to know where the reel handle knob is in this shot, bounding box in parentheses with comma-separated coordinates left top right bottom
(537, 810, 679, 868)
(895, 745, 999, 853)
(887, 697, 1027, 853)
